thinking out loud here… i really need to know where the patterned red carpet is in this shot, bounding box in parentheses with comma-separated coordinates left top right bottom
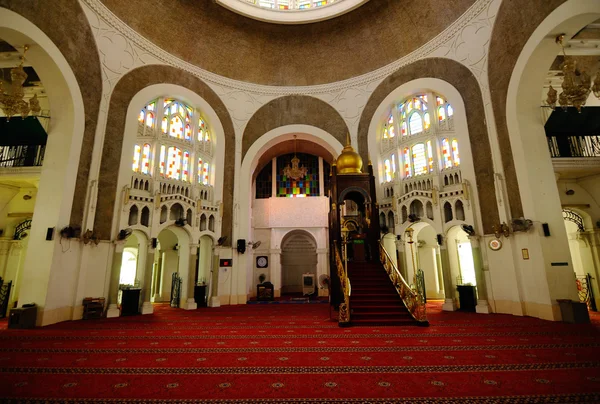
(1, 302, 599, 403)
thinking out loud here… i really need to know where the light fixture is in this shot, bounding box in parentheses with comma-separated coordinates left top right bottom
(546, 34, 600, 112)
(283, 135, 308, 180)
(0, 45, 41, 120)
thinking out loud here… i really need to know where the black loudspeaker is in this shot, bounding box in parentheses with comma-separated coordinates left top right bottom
(46, 227, 55, 241)
(237, 239, 246, 254)
(151, 237, 158, 248)
(396, 235, 401, 241)
(542, 223, 550, 237)
(437, 234, 443, 245)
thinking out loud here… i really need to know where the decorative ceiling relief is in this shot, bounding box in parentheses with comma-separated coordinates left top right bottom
(80, 0, 498, 144)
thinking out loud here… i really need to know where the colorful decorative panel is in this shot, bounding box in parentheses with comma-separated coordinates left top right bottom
(203, 163, 210, 185)
(412, 143, 427, 176)
(403, 147, 411, 178)
(197, 158, 203, 183)
(255, 161, 273, 199)
(409, 113, 423, 135)
(132, 144, 141, 172)
(442, 138, 452, 169)
(141, 144, 151, 175)
(182, 151, 190, 182)
(452, 139, 460, 166)
(276, 153, 319, 198)
(159, 145, 166, 175)
(166, 146, 182, 180)
(384, 159, 391, 182)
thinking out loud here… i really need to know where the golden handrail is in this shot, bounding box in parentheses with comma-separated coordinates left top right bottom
(334, 243, 351, 326)
(379, 241, 428, 324)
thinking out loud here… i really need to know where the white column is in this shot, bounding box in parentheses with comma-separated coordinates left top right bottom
(270, 248, 282, 298)
(184, 244, 198, 310)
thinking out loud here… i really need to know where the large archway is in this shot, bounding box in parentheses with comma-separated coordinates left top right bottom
(0, 9, 87, 325)
(280, 230, 318, 296)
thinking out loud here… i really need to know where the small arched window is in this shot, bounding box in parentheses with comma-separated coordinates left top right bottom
(409, 113, 423, 135)
(387, 115, 395, 138)
(181, 151, 190, 182)
(132, 144, 141, 172)
(426, 141, 433, 173)
(412, 143, 427, 176)
(166, 147, 182, 180)
(391, 154, 396, 175)
(441, 138, 452, 169)
(451, 139, 460, 166)
(444, 202, 453, 223)
(163, 99, 192, 140)
(384, 159, 392, 182)
(203, 163, 210, 185)
(197, 158, 204, 184)
(141, 144, 151, 175)
(403, 147, 411, 178)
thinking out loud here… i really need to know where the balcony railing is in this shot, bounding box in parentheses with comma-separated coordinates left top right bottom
(0, 145, 45, 168)
(547, 135, 600, 158)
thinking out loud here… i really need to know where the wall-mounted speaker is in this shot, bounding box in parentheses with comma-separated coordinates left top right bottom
(396, 235, 401, 241)
(542, 223, 550, 237)
(151, 237, 158, 248)
(46, 227, 55, 241)
(237, 239, 246, 254)
(437, 234, 443, 245)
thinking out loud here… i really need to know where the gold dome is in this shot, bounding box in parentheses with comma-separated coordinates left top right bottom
(336, 133, 363, 174)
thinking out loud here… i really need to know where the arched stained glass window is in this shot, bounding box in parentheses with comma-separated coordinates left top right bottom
(159, 145, 166, 175)
(163, 99, 193, 141)
(132, 144, 141, 172)
(412, 143, 427, 176)
(403, 147, 411, 178)
(391, 154, 396, 175)
(436, 96, 445, 106)
(441, 138, 452, 169)
(409, 113, 423, 135)
(198, 118, 206, 141)
(451, 139, 460, 166)
(438, 106, 446, 122)
(145, 112, 155, 128)
(384, 159, 391, 182)
(141, 144, 151, 175)
(181, 151, 190, 182)
(166, 146, 182, 180)
(426, 141, 433, 173)
(184, 124, 192, 141)
(203, 163, 210, 185)
(138, 110, 145, 124)
(161, 117, 168, 134)
(447, 105, 454, 117)
(197, 158, 203, 183)
(424, 113, 431, 130)
(387, 115, 395, 138)
(401, 121, 407, 136)
(170, 116, 183, 139)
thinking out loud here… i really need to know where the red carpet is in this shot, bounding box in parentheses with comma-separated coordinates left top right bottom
(1, 302, 600, 403)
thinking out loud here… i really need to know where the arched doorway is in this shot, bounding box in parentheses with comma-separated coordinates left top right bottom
(447, 225, 476, 295)
(150, 227, 190, 306)
(280, 230, 317, 296)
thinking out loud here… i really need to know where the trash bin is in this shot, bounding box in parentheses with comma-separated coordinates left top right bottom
(557, 299, 590, 324)
(8, 303, 37, 329)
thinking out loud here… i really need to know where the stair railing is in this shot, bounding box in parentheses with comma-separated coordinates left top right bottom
(335, 243, 351, 326)
(379, 241, 428, 324)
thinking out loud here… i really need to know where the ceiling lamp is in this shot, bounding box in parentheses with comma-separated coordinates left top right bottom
(0, 45, 41, 121)
(283, 135, 308, 180)
(546, 34, 600, 112)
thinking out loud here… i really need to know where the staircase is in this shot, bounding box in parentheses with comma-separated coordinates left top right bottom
(348, 261, 416, 326)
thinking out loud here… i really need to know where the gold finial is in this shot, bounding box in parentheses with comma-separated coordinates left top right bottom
(345, 132, 351, 146)
(336, 132, 363, 174)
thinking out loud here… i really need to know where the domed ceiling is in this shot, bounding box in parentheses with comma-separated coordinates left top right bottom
(100, 0, 478, 86)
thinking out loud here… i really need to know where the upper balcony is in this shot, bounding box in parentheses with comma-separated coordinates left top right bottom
(0, 117, 46, 177)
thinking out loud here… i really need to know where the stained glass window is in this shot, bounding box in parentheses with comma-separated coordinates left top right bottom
(276, 153, 319, 198)
(424, 112, 431, 130)
(170, 116, 183, 139)
(162, 100, 193, 141)
(403, 147, 411, 178)
(203, 163, 210, 185)
(412, 143, 427, 176)
(182, 151, 190, 182)
(161, 117, 168, 134)
(391, 154, 396, 175)
(427, 141, 433, 173)
(166, 146, 182, 180)
(388, 115, 395, 138)
(255, 161, 273, 199)
(384, 159, 391, 182)
(441, 138, 452, 169)
(436, 96, 445, 106)
(452, 139, 460, 166)
(138, 111, 145, 124)
(184, 124, 192, 141)
(382, 127, 388, 139)
(447, 105, 454, 117)
(438, 106, 446, 122)
(409, 113, 423, 135)
(198, 118, 206, 141)
(401, 121, 407, 136)
(159, 145, 166, 175)
(132, 144, 141, 172)
(141, 144, 151, 175)
(197, 158, 203, 183)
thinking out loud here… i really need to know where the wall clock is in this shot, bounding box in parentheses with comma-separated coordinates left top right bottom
(256, 256, 268, 268)
(488, 239, 502, 251)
